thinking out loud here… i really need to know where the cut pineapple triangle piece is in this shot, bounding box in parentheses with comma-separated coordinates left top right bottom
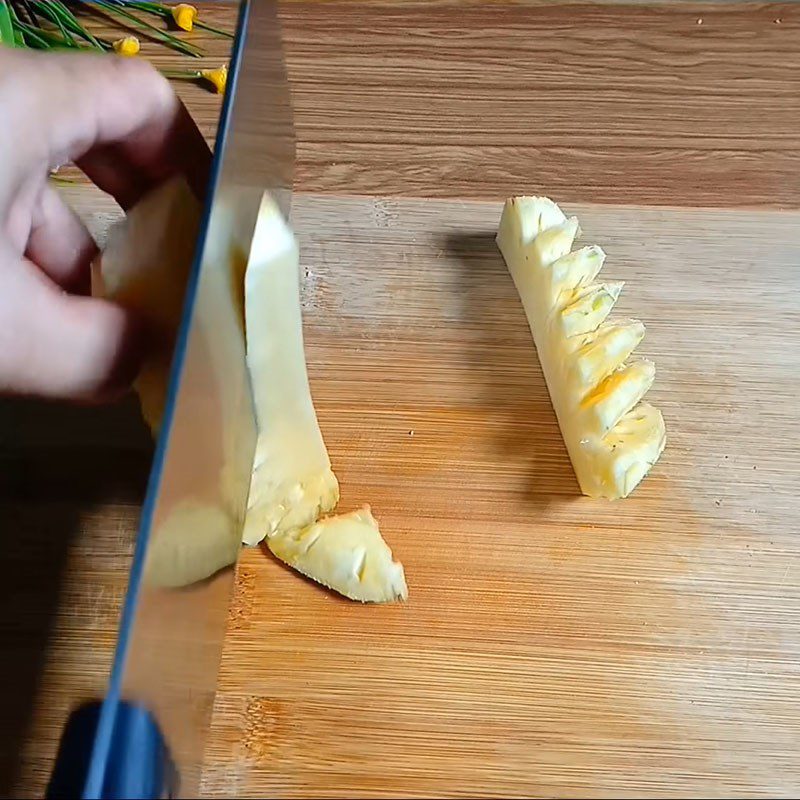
(588, 403, 666, 498)
(581, 359, 656, 438)
(498, 196, 567, 244)
(496, 195, 665, 499)
(551, 245, 606, 296)
(558, 281, 624, 337)
(267, 506, 408, 603)
(527, 217, 581, 268)
(242, 194, 339, 546)
(570, 319, 646, 390)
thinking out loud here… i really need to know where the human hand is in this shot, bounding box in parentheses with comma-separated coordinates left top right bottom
(0, 48, 210, 402)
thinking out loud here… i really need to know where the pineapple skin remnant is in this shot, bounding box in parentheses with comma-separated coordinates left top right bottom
(496, 196, 666, 499)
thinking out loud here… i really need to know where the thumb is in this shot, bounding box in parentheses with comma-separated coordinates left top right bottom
(0, 250, 143, 401)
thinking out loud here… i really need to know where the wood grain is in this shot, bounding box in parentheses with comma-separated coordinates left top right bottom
(193, 195, 800, 798)
(279, 0, 800, 208)
(2, 1, 800, 797)
(51, 1, 800, 208)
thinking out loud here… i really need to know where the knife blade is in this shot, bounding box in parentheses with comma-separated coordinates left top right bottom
(46, 1, 294, 796)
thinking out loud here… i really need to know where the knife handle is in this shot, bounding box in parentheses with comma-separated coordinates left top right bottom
(47, 700, 177, 799)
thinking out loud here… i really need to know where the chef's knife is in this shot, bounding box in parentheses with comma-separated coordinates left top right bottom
(46, 1, 294, 796)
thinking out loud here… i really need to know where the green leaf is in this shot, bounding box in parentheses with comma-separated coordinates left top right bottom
(19, 24, 52, 48)
(0, 1, 15, 47)
(49, 174, 80, 186)
(35, 1, 77, 46)
(122, 0, 169, 16)
(15, 20, 70, 48)
(35, 0, 103, 48)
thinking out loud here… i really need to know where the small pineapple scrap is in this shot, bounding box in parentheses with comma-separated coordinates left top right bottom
(268, 507, 408, 603)
(496, 196, 665, 499)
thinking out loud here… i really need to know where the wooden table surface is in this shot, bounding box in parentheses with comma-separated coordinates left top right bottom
(1, 1, 799, 797)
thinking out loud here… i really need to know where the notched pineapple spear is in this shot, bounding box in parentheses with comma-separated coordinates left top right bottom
(496, 196, 665, 499)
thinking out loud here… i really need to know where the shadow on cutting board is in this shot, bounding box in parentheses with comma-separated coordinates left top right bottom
(444, 231, 579, 509)
(0, 396, 151, 795)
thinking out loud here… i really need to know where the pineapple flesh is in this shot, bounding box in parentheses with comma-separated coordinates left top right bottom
(242, 194, 339, 546)
(496, 196, 665, 499)
(95, 182, 406, 602)
(243, 196, 407, 602)
(268, 506, 408, 603)
(95, 178, 248, 588)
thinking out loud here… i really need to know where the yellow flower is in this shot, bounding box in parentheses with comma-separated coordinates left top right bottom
(171, 3, 198, 32)
(200, 64, 228, 95)
(112, 36, 140, 57)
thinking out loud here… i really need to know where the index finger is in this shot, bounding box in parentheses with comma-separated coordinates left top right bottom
(0, 49, 210, 207)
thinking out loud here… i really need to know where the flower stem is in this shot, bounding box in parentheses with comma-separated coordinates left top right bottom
(33, 0, 78, 46)
(195, 20, 231, 38)
(42, 0, 104, 48)
(71, 0, 203, 57)
(110, 0, 232, 38)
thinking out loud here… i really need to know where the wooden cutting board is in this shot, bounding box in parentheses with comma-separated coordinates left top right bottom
(3, 1, 800, 796)
(192, 194, 800, 797)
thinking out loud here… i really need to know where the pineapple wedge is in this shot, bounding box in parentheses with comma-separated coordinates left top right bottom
(243, 196, 407, 602)
(95, 183, 406, 602)
(268, 506, 408, 603)
(497, 196, 665, 498)
(242, 194, 339, 545)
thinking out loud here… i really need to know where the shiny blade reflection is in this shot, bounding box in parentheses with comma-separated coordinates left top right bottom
(82, 0, 294, 795)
